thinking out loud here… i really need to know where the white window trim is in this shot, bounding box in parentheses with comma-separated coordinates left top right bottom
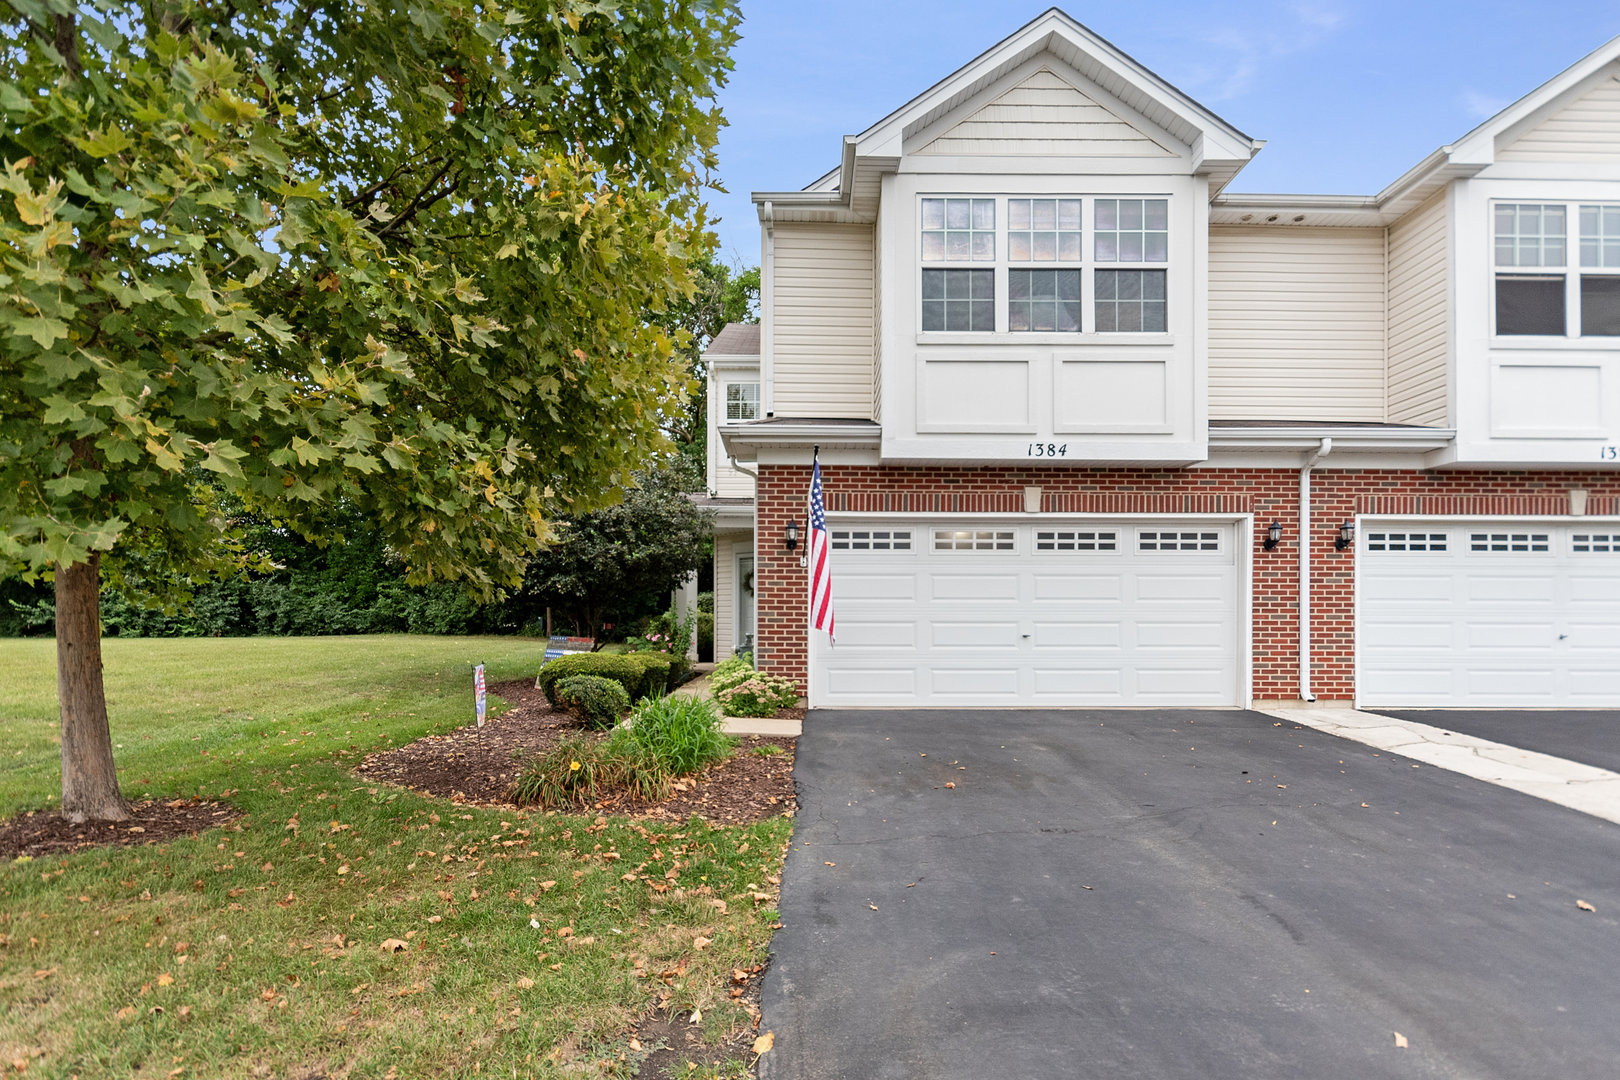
(916, 193, 1172, 341)
(723, 379, 760, 423)
(1489, 198, 1620, 345)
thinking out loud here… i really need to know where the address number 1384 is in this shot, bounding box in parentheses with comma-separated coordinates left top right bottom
(1028, 443, 1068, 457)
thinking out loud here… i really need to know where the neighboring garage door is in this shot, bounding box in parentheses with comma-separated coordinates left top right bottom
(1359, 523, 1620, 706)
(810, 520, 1241, 708)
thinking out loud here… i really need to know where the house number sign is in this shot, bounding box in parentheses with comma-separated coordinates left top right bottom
(1027, 443, 1069, 457)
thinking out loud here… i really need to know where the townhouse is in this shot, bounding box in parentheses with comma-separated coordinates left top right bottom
(705, 8, 1620, 710)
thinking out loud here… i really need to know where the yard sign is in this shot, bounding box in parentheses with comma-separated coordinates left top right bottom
(474, 663, 487, 727)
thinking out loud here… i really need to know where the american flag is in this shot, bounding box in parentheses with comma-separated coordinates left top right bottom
(808, 455, 835, 643)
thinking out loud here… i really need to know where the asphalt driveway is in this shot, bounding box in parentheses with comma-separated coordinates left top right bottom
(1374, 710, 1620, 776)
(759, 709, 1620, 1080)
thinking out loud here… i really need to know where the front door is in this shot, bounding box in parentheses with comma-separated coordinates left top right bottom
(736, 553, 756, 656)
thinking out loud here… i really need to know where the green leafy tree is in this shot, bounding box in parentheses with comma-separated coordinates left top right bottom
(0, 0, 740, 820)
(519, 461, 710, 640)
(659, 257, 758, 473)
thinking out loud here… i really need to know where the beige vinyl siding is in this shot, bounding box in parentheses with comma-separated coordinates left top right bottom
(772, 223, 875, 419)
(871, 224, 883, 420)
(712, 532, 751, 657)
(1386, 192, 1450, 426)
(918, 69, 1174, 158)
(711, 457, 754, 499)
(1209, 227, 1388, 421)
(1499, 73, 1620, 161)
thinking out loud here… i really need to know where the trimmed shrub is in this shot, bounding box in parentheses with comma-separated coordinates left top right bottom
(696, 590, 714, 614)
(623, 652, 675, 699)
(538, 652, 644, 707)
(623, 695, 733, 776)
(554, 675, 630, 730)
(716, 672, 800, 718)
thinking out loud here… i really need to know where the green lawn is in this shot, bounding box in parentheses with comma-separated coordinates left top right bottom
(0, 636, 789, 1079)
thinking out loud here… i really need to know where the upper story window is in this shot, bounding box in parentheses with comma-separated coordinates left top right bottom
(921, 198, 996, 332)
(920, 195, 1169, 335)
(725, 381, 759, 421)
(1493, 202, 1620, 337)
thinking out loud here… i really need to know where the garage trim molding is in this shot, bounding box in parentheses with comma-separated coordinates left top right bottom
(810, 511, 1254, 709)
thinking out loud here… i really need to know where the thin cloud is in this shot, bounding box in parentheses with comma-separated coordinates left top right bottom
(1460, 89, 1512, 120)
(1189, 3, 1348, 101)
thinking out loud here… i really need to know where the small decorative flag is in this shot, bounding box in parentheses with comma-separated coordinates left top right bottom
(808, 450, 835, 643)
(474, 663, 487, 727)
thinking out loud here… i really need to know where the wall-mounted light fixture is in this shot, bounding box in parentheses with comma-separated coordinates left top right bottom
(1335, 520, 1355, 551)
(1264, 521, 1282, 551)
(784, 519, 800, 552)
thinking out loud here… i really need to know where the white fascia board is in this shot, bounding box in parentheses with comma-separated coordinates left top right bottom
(1210, 193, 1388, 227)
(708, 356, 759, 372)
(1208, 427, 1456, 455)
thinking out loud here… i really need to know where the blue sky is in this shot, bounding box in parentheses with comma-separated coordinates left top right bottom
(705, 1, 1620, 266)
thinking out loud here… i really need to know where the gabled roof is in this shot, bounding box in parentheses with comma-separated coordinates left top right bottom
(1215, 31, 1620, 226)
(704, 323, 760, 357)
(755, 7, 1261, 221)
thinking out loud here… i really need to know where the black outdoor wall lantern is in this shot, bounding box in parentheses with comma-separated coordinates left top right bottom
(1264, 521, 1283, 551)
(1335, 520, 1355, 551)
(784, 519, 800, 551)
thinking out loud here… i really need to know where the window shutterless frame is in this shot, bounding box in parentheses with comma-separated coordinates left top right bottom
(1491, 200, 1620, 339)
(917, 194, 1171, 338)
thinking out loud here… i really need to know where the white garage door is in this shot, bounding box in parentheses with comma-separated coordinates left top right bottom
(1359, 523, 1620, 706)
(809, 520, 1241, 708)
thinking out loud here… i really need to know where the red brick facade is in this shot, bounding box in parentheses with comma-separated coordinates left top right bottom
(751, 463, 1620, 702)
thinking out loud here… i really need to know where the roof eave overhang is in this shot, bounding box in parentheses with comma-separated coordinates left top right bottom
(1208, 426, 1456, 454)
(719, 421, 883, 459)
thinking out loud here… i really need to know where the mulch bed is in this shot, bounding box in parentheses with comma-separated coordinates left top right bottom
(0, 799, 241, 859)
(356, 679, 798, 825)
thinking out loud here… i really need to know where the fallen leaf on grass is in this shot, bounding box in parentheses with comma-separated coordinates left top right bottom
(689, 1008, 701, 1024)
(538, 880, 557, 891)
(156, 973, 174, 987)
(116, 1006, 136, 1020)
(516, 977, 534, 989)
(629, 1038, 643, 1052)
(1394, 1032, 1409, 1049)
(753, 1030, 775, 1055)
(693, 936, 712, 950)
(379, 939, 409, 953)
(1577, 899, 1596, 912)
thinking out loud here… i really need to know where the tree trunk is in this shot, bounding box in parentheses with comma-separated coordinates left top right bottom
(56, 553, 129, 823)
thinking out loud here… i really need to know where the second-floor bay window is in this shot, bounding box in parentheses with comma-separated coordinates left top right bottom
(919, 195, 1169, 335)
(1494, 201, 1620, 337)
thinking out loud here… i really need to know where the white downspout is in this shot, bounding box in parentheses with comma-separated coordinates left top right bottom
(1299, 437, 1332, 703)
(760, 201, 775, 418)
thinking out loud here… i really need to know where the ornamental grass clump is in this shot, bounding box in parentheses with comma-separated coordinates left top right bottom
(553, 674, 631, 729)
(506, 695, 733, 809)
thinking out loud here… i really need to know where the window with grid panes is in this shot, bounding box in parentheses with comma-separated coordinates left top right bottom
(1094, 199, 1168, 332)
(1007, 198, 1082, 333)
(921, 197, 996, 332)
(724, 381, 759, 422)
(1492, 202, 1620, 337)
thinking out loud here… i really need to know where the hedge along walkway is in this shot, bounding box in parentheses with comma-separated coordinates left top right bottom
(670, 665, 804, 739)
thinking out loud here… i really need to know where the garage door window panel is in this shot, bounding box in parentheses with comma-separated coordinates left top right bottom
(1035, 530, 1118, 551)
(831, 529, 913, 552)
(1366, 531, 1448, 552)
(933, 529, 1016, 552)
(1469, 532, 1550, 553)
(1138, 530, 1220, 552)
(1573, 533, 1620, 553)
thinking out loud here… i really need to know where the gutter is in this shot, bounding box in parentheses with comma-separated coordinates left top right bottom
(1299, 438, 1331, 702)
